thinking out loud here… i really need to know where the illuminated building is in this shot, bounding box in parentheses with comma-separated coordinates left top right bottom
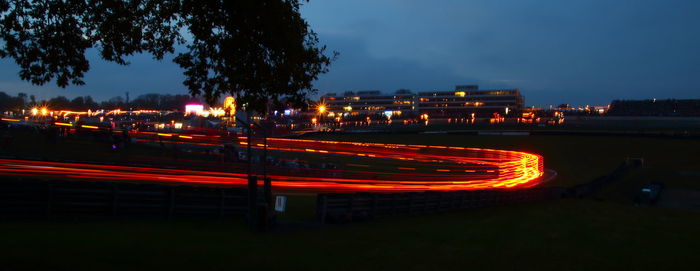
(320, 90, 416, 116)
(417, 85, 524, 117)
(319, 85, 524, 118)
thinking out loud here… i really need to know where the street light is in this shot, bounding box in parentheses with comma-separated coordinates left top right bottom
(316, 104, 326, 127)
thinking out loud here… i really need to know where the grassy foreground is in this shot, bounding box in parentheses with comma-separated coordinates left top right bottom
(2, 199, 699, 271)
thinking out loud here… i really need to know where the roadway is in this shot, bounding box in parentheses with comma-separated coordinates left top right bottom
(0, 137, 544, 192)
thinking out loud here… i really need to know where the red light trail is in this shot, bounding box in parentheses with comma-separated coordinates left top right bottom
(0, 137, 544, 192)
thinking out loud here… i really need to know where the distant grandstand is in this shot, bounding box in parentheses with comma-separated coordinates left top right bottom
(607, 99, 700, 117)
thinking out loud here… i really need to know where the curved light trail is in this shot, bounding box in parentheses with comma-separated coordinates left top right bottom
(0, 136, 544, 191)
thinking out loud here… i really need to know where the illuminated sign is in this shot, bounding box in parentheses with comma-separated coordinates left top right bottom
(185, 104, 204, 116)
(275, 196, 287, 212)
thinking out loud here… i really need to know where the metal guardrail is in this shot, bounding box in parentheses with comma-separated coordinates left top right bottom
(317, 159, 642, 224)
(565, 158, 643, 198)
(317, 187, 566, 224)
(0, 159, 642, 223)
(0, 178, 248, 220)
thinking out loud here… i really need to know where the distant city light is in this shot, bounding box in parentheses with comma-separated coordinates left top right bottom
(209, 107, 225, 117)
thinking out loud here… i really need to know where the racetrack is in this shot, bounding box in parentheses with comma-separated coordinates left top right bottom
(0, 138, 544, 192)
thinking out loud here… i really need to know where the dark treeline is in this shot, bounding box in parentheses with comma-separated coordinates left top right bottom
(0, 92, 201, 113)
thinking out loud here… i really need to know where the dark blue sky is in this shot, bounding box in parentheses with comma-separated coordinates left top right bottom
(1, 0, 698, 106)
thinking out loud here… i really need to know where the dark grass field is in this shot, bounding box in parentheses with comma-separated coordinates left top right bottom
(2, 199, 699, 271)
(2, 129, 700, 270)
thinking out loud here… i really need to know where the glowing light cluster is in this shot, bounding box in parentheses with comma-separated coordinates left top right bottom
(208, 107, 226, 117)
(223, 96, 236, 115)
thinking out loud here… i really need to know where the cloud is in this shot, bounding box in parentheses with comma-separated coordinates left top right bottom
(312, 34, 484, 96)
(1, 1, 699, 106)
(304, 0, 700, 106)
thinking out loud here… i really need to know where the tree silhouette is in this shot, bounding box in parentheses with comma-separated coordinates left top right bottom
(0, 0, 336, 113)
(48, 96, 71, 109)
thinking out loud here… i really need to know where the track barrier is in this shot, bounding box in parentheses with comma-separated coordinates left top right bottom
(317, 158, 642, 224)
(0, 178, 249, 220)
(0, 159, 641, 225)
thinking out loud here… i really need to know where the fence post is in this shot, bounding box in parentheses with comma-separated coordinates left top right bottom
(423, 192, 429, 214)
(347, 194, 354, 222)
(111, 184, 118, 217)
(263, 177, 272, 207)
(262, 177, 273, 228)
(219, 189, 226, 220)
(391, 193, 398, 216)
(46, 182, 53, 219)
(438, 192, 445, 212)
(372, 194, 378, 219)
(167, 187, 175, 219)
(451, 192, 459, 210)
(318, 194, 327, 224)
(247, 176, 258, 229)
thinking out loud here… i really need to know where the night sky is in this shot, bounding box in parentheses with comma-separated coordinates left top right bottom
(0, 0, 698, 106)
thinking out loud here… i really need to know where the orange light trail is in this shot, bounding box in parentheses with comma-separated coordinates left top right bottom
(0, 135, 544, 192)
